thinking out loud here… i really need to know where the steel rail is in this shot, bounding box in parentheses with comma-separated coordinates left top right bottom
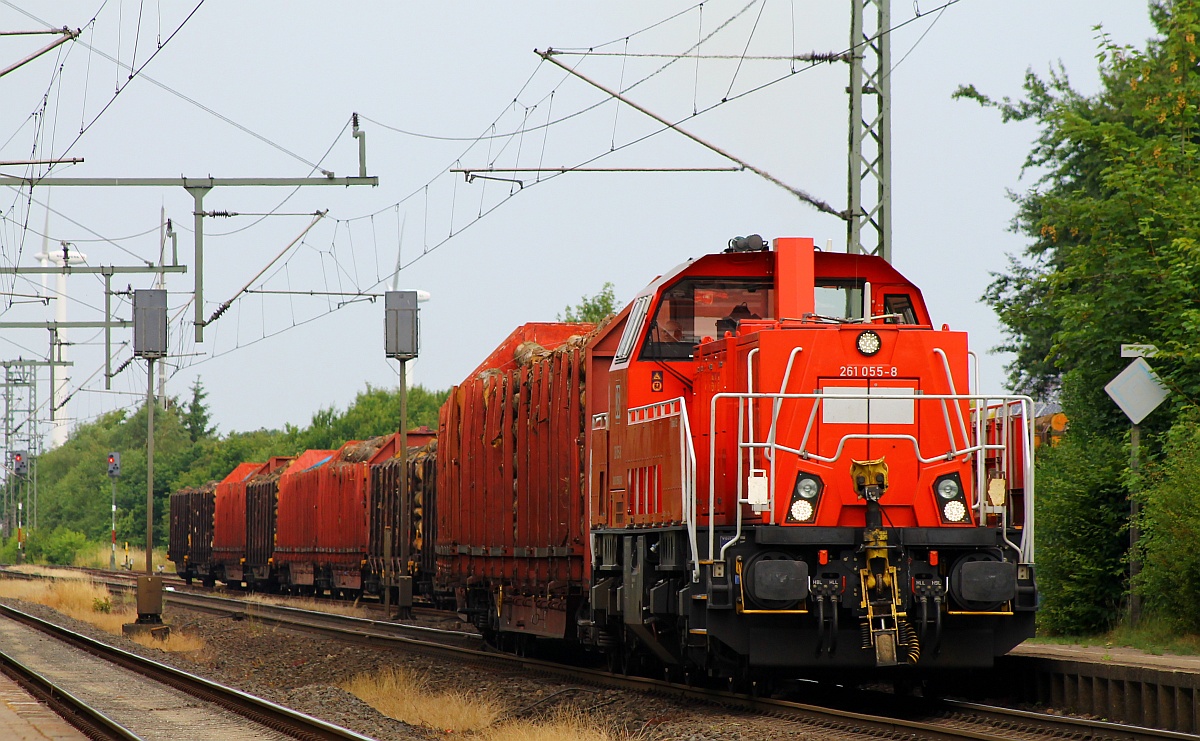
(0, 646, 139, 740)
(0, 602, 374, 741)
(138, 587, 1182, 741)
(3, 568, 1190, 739)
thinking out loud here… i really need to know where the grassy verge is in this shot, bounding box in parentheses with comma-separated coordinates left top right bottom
(342, 667, 622, 739)
(1031, 615, 1200, 656)
(72, 543, 173, 572)
(243, 593, 371, 618)
(0, 576, 204, 654)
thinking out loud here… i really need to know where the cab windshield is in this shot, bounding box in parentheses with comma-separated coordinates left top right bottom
(640, 278, 774, 361)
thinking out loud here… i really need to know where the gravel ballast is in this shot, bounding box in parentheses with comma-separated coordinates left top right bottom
(0, 595, 871, 740)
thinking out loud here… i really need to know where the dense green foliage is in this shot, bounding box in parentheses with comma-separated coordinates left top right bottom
(1034, 434, 1130, 634)
(958, 1, 1200, 633)
(0, 526, 89, 565)
(1135, 412, 1200, 632)
(0, 382, 447, 560)
(282, 384, 445, 452)
(558, 282, 621, 323)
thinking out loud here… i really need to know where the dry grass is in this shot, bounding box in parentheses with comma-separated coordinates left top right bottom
(243, 592, 370, 618)
(5, 564, 88, 580)
(0, 576, 204, 653)
(343, 668, 624, 740)
(342, 666, 502, 733)
(72, 543, 173, 572)
(480, 708, 624, 741)
(130, 630, 207, 654)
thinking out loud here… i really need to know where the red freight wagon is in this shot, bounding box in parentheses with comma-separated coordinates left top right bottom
(168, 482, 216, 585)
(244, 456, 294, 588)
(436, 323, 600, 636)
(369, 440, 437, 600)
(275, 435, 399, 593)
(211, 461, 265, 584)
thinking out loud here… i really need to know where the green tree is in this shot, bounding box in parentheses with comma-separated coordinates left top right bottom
(284, 384, 448, 451)
(957, 1, 1200, 632)
(0, 381, 450, 565)
(184, 377, 216, 443)
(1135, 410, 1200, 633)
(957, 2, 1200, 422)
(558, 282, 620, 323)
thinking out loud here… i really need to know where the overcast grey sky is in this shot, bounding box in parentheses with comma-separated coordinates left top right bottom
(0, 1, 1157, 444)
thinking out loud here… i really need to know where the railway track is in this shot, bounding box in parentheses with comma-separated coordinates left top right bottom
(102, 578, 1198, 739)
(0, 600, 374, 741)
(6, 566, 1193, 740)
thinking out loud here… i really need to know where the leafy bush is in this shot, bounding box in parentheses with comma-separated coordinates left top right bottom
(1034, 432, 1129, 635)
(39, 527, 90, 565)
(1136, 414, 1200, 631)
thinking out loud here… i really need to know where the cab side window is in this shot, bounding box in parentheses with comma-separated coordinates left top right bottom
(883, 294, 918, 324)
(640, 279, 774, 361)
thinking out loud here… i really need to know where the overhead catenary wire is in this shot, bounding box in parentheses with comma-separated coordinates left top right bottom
(203, 210, 328, 327)
(5, 0, 348, 176)
(0, 0, 211, 173)
(18, 1, 963, 434)
(363, 0, 961, 277)
(359, 0, 759, 145)
(538, 49, 846, 218)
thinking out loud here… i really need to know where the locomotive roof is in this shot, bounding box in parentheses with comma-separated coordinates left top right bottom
(638, 247, 923, 296)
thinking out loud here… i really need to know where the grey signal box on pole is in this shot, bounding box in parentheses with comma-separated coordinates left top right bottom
(12, 452, 27, 476)
(108, 452, 121, 478)
(385, 291, 419, 360)
(133, 289, 167, 358)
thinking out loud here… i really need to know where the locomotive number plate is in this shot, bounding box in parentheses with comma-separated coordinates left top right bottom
(838, 365, 898, 377)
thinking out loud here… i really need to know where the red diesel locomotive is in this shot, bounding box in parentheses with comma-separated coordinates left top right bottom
(436, 235, 1037, 675)
(170, 234, 1037, 678)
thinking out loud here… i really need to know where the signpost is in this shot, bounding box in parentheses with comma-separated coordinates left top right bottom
(126, 290, 168, 639)
(107, 452, 120, 570)
(1105, 348, 1169, 627)
(385, 291, 420, 619)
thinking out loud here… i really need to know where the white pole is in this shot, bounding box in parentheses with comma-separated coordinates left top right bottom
(157, 206, 168, 407)
(48, 247, 86, 447)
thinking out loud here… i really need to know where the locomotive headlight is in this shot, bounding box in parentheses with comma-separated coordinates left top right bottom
(943, 500, 967, 522)
(934, 473, 969, 524)
(787, 472, 823, 523)
(789, 499, 814, 522)
(856, 330, 881, 356)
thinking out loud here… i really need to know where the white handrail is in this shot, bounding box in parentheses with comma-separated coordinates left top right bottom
(704, 389, 1036, 567)
(625, 397, 700, 580)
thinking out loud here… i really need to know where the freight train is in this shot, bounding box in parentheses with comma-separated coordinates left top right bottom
(171, 235, 1037, 679)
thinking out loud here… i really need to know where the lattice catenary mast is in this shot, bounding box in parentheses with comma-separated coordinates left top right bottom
(848, 0, 891, 262)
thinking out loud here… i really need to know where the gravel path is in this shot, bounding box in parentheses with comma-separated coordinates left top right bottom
(0, 595, 871, 740)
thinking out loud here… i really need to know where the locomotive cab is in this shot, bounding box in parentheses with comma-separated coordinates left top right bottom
(588, 236, 1037, 675)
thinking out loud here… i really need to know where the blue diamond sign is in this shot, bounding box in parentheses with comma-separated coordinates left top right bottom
(1105, 357, 1169, 424)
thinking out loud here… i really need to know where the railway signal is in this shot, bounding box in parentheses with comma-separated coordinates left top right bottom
(11, 451, 27, 476)
(107, 452, 120, 570)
